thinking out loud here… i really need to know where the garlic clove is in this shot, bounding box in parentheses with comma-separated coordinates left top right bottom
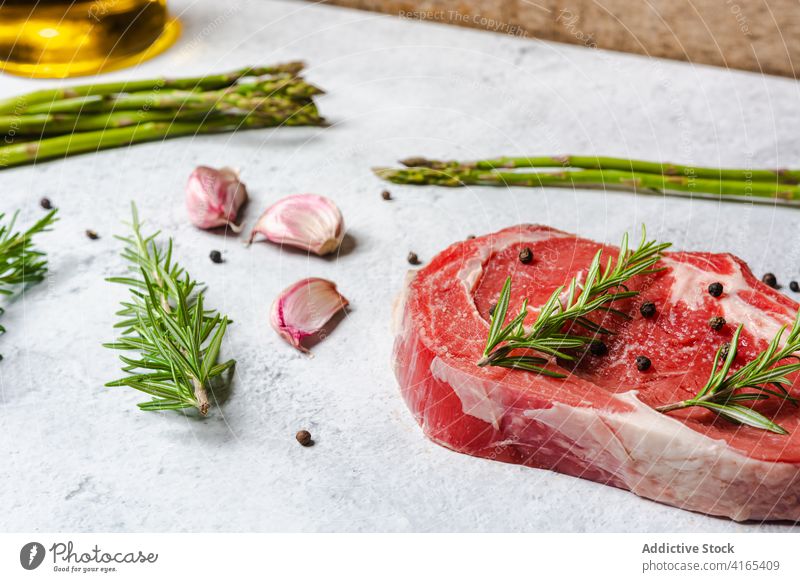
(248, 194, 344, 256)
(270, 278, 349, 353)
(186, 166, 248, 231)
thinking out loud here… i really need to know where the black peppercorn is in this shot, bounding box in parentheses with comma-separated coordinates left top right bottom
(518, 247, 533, 264)
(407, 252, 420, 265)
(295, 430, 313, 447)
(590, 341, 608, 356)
(639, 301, 656, 318)
(708, 282, 723, 297)
(635, 355, 651, 371)
(39, 197, 52, 210)
(719, 342, 731, 360)
(209, 250, 223, 264)
(466, 234, 476, 240)
(85, 229, 99, 240)
(762, 272, 778, 288)
(709, 316, 725, 331)
(381, 190, 392, 201)
(790, 281, 800, 293)
(488, 303, 496, 317)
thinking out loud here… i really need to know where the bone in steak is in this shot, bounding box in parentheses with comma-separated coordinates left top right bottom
(392, 225, 800, 521)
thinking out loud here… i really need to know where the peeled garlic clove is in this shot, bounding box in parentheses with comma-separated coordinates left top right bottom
(270, 278, 349, 353)
(248, 194, 344, 256)
(186, 166, 248, 231)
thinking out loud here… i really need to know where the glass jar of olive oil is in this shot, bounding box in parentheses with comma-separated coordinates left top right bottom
(0, 0, 180, 78)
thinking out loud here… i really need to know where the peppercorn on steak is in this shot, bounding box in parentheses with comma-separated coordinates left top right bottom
(392, 225, 800, 521)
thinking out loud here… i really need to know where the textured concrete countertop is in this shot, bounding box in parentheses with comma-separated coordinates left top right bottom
(2, 0, 800, 533)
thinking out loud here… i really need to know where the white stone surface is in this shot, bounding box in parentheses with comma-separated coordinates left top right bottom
(1, 0, 800, 532)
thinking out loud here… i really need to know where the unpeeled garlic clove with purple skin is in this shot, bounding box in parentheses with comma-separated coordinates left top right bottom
(271, 278, 349, 353)
(248, 194, 344, 256)
(186, 166, 248, 232)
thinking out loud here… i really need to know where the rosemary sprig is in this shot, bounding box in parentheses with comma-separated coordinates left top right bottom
(0, 209, 57, 347)
(479, 228, 670, 377)
(656, 317, 800, 434)
(103, 204, 235, 415)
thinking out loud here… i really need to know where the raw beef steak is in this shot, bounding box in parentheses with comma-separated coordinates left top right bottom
(392, 225, 800, 521)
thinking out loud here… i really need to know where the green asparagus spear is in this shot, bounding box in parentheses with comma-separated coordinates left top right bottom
(0, 103, 323, 168)
(0, 96, 322, 136)
(374, 166, 800, 206)
(399, 155, 800, 185)
(18, 77, 322, 116)
(0, 62, 306, 114)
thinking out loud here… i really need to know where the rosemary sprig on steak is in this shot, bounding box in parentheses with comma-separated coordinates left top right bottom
(479, 228, 670, 377)
(656, 319, 800, 434)
(103, 204, 235, 415)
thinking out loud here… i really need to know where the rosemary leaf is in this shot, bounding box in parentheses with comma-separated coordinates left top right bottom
(485, 276, 513, 353)
(697, 402, 789, 435)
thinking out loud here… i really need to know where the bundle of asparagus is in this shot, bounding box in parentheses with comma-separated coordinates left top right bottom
(374, 155, 800, 206)
(0, 63, 324, 169)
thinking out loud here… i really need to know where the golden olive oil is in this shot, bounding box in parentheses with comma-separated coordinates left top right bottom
(0, 0, 179, 78)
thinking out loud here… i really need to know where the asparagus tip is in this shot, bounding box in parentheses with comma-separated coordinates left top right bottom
(279, 61, 306, 76)
(400, 157, 432, 168)
(372, 167, 394, 178)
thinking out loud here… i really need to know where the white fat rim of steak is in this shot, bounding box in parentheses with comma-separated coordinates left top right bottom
(432, 353, 800, 520)
(522, 392, 800, 521)
(417, 231, 800, 521)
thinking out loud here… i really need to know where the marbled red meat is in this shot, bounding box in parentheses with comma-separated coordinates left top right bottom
(392, 225, 800, 521)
